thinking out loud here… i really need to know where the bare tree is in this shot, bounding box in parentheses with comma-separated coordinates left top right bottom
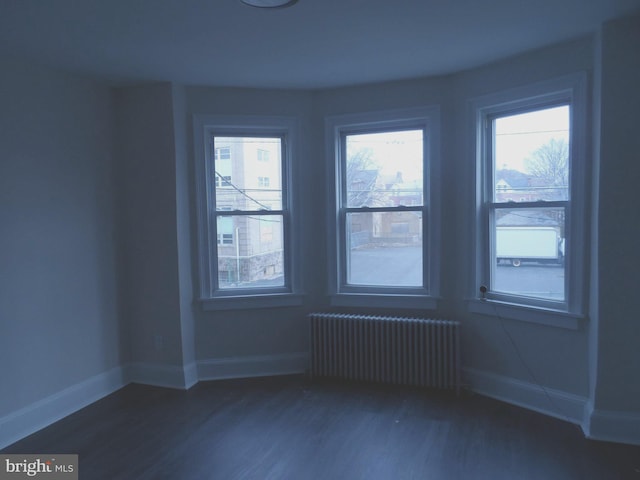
(524, 138, 569, 201)
(523, 138, 569, 236)
(346, 147, 382, 207)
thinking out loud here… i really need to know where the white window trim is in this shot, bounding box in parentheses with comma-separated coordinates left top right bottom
(193, 114, 302, 310)
(469, 73, 589, 326)
(325, 106, 441, 309)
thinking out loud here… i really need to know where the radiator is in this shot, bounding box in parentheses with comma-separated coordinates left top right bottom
(309, 313, 460, 391)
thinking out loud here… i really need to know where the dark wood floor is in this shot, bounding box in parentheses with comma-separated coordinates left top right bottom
(3, 375, 639, 479)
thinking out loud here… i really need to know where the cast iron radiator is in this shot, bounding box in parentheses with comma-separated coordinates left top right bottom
(309, 313, 460, 391)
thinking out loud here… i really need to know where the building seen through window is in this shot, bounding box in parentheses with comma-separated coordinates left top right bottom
(213, 137, 284, 289)
(343, 129, 424, 287)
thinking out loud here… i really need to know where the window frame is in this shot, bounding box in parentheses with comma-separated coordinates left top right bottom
(325, 106, 441, 309)
(193, 114, 302, 310)
(469, 73, 589, 328)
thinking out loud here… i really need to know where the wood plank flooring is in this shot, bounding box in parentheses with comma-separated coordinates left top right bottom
(3, 375, 639, 479)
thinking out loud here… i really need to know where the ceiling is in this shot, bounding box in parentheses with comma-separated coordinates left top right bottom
(1, 0, 639, 89)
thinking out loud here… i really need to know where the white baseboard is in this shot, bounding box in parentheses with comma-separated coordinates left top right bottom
(4, 359, 636, 451)
(125, 362, 198, 390)
(0, 366, 127, 450)
(0, 355, 306, 450)
(183, 361, 199, 390)
(583, 402, 640, 446)
(463, 367, 587, 425)
(197, 352, 309, 381)
(0, 361, 199, 450)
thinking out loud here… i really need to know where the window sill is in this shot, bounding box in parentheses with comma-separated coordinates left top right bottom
(467, 298, 584, 330)
(330, 293, 439, 310)
(201, 293, 304, 311)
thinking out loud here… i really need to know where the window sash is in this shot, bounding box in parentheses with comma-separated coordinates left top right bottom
(210, 135, 288, 293)
(337, 127, 428, 293)
(339, 128, 425, 209)
(213, 212, 286, 290)
(212, 135, 284, 213)
(341, 208, 425, 289)
(477, 87, 582, 313)
(486, 202, 568, 306)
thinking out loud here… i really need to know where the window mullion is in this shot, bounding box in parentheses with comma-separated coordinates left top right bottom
(216, 209, 285, 216)
(491, 200, 567, 209)
(344, 206, 422, 214)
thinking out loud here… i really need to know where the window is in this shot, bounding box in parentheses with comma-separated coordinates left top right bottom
(215, 147, 231, 160)
(215, 175, 232, 187)
(326, 107, 441, 309)
(257, 149, 270, 162)
(472, 74, 588, 325)
(217, 215, 234, 245)
(217, 233, 233, 245)
(490, 105, 569, 296)
(215, 147, 232, 188)
(193, 115, 301, 309)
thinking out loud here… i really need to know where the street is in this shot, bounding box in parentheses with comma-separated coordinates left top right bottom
(349, 246, 564, 299)
(493, 263, 564, 300)
(228, 246, 565, 300)
(349, 246, 422, 286)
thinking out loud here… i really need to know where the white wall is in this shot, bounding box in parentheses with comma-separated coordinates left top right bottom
(185, 87, 315, 371)
(594, 12, 640, 411)
(0, 57, 122, 441)
(172, 84, 198, 387)
(114, 83, 195, 388)
(450, 37, 595, 404)
(585, 13, 640, 444)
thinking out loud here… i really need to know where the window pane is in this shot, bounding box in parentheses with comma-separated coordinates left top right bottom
(213, 137, 282, 211)
(217, 214, 284, 289)
(346, 211, 422, 287)
(492, 207, 565, 301)
(345, 130, 423, 208)
(493, 106, 569, 202)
